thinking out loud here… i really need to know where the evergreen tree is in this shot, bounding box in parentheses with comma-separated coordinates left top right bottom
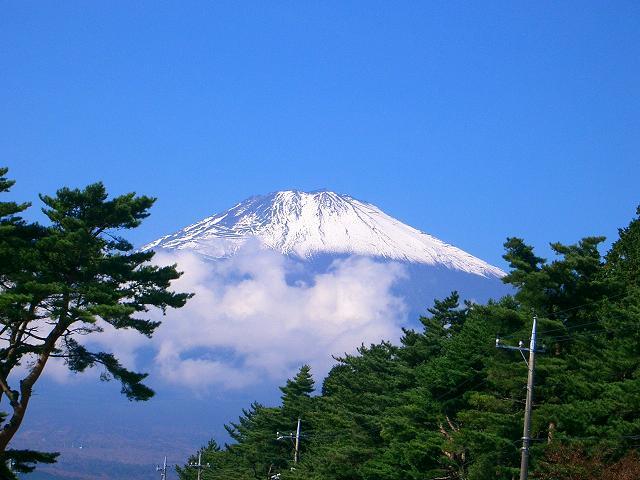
(399, 291, 466, 369)
(224, 403, 282, 480)
(176, 439, 233, 480)
(178, 367, 319, 480)
(180, 206, 640, 480)
(280, 364, 315, 420)
(0, 176, 191, 463)
(295, 343, 407, 480)
(0, 170, 59, 476)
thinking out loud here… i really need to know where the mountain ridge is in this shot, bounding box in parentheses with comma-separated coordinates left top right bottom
(142, 190, 505, 278)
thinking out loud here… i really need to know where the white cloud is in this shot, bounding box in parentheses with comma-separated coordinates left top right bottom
(48, 242, 408, 392)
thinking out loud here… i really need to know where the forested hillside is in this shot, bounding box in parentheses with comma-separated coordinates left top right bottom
(179, 208, 640, 480)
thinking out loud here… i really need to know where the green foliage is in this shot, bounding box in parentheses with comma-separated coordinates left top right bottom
(280, 364, 315, 419)
(178, 369, 319, 480)
(182, 206, 640, 479)
(0, 449, 59, 479)
(0, 169, 191, 471)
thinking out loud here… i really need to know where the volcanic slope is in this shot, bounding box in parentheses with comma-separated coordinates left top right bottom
(143, 190, 505, 279)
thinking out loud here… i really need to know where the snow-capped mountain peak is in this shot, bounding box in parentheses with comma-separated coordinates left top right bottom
(142, 190, 505, 278)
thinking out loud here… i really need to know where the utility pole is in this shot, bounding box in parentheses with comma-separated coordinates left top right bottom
(294, 417, 301, 464)
(187, 451, 210, 480)
(276, 417, 303, 465)
(496, 315, 541, 480)
(156, 456, 168, 480)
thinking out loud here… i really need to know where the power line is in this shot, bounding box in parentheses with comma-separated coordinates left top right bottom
(531, 434, 640, 443)
(541, 324, 639, 343)
(502, 319, 602, 341)
(543, 291, 631, 317)
(498, 292, 633, 341)
(500, 317, 639, 348)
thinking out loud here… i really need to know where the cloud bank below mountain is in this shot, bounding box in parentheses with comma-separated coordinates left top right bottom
(66, 242, 408, 391)
(149, 245, 408, 389)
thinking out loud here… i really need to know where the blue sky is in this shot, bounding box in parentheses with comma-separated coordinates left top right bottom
(2, 1, 639, 268)
(3, 4, 640, 471)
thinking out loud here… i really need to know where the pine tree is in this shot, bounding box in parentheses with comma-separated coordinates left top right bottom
(179, 207, 640, 480)
(0, 177, 191, 460)
(216, 403, 283, 479)
(280, 364, 315, 420)
(176, 439, 232, 480)
(293, 343, 407, 480)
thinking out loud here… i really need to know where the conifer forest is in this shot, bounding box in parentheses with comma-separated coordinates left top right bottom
(178, 208, 640, 480)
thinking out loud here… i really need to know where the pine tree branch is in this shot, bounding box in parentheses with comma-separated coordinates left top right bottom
(0, 376, 18, 410)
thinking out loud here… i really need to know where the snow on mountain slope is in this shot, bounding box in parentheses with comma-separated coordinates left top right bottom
(142, 190, 505, 278)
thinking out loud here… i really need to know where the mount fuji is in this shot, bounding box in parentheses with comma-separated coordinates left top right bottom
(142, 190, 505, 280)
(23, 191, 511, 480)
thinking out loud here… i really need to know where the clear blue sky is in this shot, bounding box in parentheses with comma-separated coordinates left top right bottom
(2, 1, 639, 268)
